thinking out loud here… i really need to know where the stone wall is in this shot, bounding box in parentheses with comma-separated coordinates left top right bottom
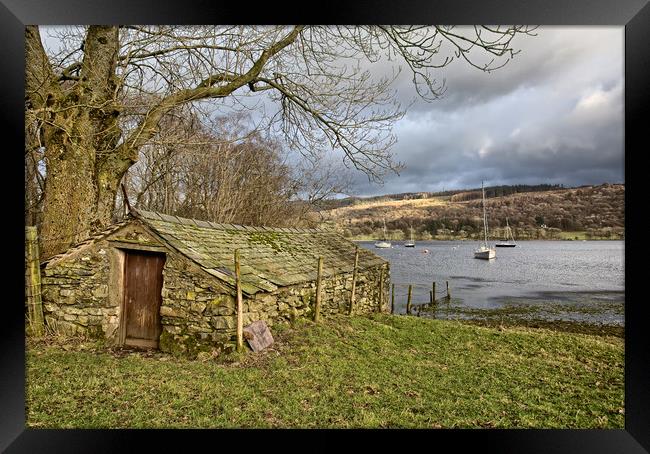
(157, 252, 389, 357)
(41, 240, 116, 338)
(41, 221, 390, 358)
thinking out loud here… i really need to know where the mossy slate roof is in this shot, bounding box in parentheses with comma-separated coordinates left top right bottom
(135, 209, 387, 295)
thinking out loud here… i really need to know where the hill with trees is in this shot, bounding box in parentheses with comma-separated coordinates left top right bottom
(319, 183, 624, 241)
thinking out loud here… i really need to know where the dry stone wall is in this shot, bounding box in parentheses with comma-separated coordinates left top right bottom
(158, 254, 389, 357)
(41, 242, 116, 338)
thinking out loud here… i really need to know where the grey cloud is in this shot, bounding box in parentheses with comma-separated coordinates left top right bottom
(350, 26, 624, 197)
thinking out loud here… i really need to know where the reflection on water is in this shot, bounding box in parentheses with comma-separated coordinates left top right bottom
(359, 240, 624, 325)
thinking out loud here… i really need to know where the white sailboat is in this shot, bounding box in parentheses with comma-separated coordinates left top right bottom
(375, 219, 392, 248)
(404, 226, 415, 247)
(495, 217, 517, 247)
(474, 182, 496, 260)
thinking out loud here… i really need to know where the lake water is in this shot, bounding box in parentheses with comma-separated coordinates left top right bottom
(358, 240, 625, 326)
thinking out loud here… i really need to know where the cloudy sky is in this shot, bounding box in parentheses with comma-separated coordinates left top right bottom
(40, 26, 624, 198)
(348, 26, 624, 197)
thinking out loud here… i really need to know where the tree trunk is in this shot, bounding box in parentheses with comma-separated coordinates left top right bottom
(29, 26, 128, 259)
(39, 113, 98, 258)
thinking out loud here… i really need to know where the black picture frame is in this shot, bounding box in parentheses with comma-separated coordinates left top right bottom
(2, 0, 648, 452)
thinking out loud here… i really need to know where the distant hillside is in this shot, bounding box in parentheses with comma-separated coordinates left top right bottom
(320, 184, 566, 211)
(319, 183, 624, 241)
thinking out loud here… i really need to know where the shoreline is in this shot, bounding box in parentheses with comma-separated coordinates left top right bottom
(404, 289, 624, 338)
(456, 318, 624, 338)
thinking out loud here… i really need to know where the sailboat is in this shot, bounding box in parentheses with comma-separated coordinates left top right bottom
(375, 219, 392, 248)
(495, 217, 517, 247)
(404, 226, 415, 247)
(474, 182, 496, 260)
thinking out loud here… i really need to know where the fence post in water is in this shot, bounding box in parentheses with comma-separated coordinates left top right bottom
(26, 226, 45, 336)
(446, 280, 451, 302)
(314, 256, 324, 323)
(406, 284, 412, 315)
(234, 249, 243, 352)
(391, 283, 395, 314)
(432, 282, 436, 304)
(349, 246, 359, 315)
(429, 290, 434, 305)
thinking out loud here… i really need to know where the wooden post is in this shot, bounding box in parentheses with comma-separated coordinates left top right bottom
(234, 249, 243, 352)
(391, 283, 395, 314)
(406, 284, 412, 315)
(378, 267, 384, 313)
(314, 256, 324, 322)
(446, 280, 451, 302)
(429, 290, 434, 305)
(349, 246, 359, 315)
(432, 282, 436, 304)
(26, 226, 44, 336)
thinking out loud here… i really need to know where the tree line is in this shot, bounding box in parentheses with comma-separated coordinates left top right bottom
(328, 184, 624, 240)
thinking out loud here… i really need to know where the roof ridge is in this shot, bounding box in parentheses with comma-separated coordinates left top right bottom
(134, 208, 329, 233)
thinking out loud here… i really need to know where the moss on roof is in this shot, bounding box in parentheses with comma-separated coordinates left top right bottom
(134, 209, 387, 295)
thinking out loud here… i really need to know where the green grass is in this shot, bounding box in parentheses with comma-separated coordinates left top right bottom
(26, 314, 624, 428)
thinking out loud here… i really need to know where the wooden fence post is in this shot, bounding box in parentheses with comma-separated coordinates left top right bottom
(234, 249, 243, 352)
(378, 267, 384, 313)
(429, 290, 433, 305)
(349, 246, 359, 315)
(446, 280, 451, 302)
(432, 282, 436, 304)
(406, 284, 412, 315)
(391, 283, 395, 314)
(314, 256, 324, 322)
(26, 226, 44, 336)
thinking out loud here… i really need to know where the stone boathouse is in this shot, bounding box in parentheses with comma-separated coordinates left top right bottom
(41, 209, 390, 356)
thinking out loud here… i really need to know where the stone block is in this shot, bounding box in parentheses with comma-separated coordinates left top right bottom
(257, 294, 276, 305)
(243, 312, 257, 326)
(188, 323, 212, 333)
(211, 305, 234, 316)
(160, 306, 182, 317)
(163, 325, 182, 335)
(190, 302, 207, 314)
(211, 316, 236, 330)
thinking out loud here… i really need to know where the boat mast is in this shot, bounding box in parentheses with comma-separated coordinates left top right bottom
(482, 182, 488, 246)
(506, 217, 512, 241)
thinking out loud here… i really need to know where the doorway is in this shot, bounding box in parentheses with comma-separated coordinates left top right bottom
(121, 250, 166, 348)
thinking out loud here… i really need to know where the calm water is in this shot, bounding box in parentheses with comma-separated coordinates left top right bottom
(358, 240, 624, 325)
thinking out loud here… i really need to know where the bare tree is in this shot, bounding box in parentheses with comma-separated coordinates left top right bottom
(127, 110, 306, 226)
(293, 155, 354, 222)
(26, 25, 536, 258)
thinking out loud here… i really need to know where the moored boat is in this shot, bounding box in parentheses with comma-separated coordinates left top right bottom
(495, 217, 517, 247)
(374, 219, 392, 248)
(404, 226, 415, 247)
(474, 182, 496, 260)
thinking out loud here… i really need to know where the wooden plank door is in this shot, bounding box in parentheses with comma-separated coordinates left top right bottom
(123, 250, 165, 348)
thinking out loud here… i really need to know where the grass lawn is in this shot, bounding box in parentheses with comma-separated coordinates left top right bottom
(26, 314, 624, 428)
